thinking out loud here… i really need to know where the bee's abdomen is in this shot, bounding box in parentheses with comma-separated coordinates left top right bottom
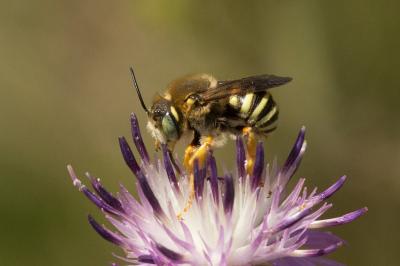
(228, 92, 278, 133)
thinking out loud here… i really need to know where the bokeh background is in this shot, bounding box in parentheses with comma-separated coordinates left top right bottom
(1, 1, 399, 265)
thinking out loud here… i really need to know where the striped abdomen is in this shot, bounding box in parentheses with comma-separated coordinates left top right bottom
(227, 92, 278, 133)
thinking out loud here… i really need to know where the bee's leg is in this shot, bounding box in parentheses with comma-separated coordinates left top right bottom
(183, 131, 201, 171)
(178, 132, 200, 220)
(243, 127, 257, 174)
(177, 145, 197, 220)
(183, 145, 196, 171)
(178, 133, 212, 220)
(187, 136, 212, 168)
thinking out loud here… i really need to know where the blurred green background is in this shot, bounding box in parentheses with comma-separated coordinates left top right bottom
(1, 0, 399, 265)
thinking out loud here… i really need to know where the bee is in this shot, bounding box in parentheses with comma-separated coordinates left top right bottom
(130, 68, 291, 216)
(131, 67, 291, 164)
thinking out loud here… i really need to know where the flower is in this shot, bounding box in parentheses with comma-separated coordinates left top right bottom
(68, 113, 367, 265)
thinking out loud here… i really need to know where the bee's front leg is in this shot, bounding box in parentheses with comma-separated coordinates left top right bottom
(187, 136, 213, 169)
(183, 130, 202, 171)
(178, 134, 213, 220)
(183, 145, 196, 171)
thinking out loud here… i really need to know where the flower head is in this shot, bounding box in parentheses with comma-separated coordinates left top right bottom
(68, 113, 367, 265)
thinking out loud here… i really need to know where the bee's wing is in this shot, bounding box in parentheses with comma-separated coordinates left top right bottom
(200, 74, 292, 102)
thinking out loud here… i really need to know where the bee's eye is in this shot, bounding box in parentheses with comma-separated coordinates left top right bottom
(161, 113, 179, 141)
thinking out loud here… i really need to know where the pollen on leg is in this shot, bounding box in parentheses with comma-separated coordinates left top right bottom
(177, 171, 196, 220)
(189, 137, 213, 168)
(243, 127, 257, 174)
(184, 145, 196, 171)
(178, 137, 213, 219)
(177, 175, 194, 220)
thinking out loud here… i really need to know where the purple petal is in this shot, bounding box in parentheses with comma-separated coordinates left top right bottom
(138, 255, 155, 264)
(310, 207, 368, 229)
(271, 205, 314, 234)
(251, 141, 264, 190)
(84, 188, 117, 213)
(303, 231, 344, 249)
(236, 136, 246, 179)
(281, 127, 306, 182)
(161, 144, 180, 192)
(88, 215, 124, 246)
(281, 178, 305, 209)
(291, 240, 343, 257)
(170, 151, 183, 175)
(155, 243, 184, 262)
(194, 159, 205, 201)
(223, 174, 235, 214)
(311, 176, 347, 203)
(118, 184, 144, 216)
(130, 113, 150, 163)
(283, 127, 305, 171)
(216, 225, 225, 251)
(219, 253, 228, 266)
(250, 218, 268, 252)
(118, 136, 140, 176)
(180, 222, 195, 245)
(207, 151, 219, 204)
(82, 187, 116, 213)
(270, 185, 282, 211)
(87, 173, 124, 212)
(199, 233, 212, 259)
(68, 165, 117, 214)
(162, 225, 193, 251)
(137, 171, 166, 218)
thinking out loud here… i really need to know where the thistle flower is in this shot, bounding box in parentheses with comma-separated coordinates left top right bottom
(68, 114, 367, 265)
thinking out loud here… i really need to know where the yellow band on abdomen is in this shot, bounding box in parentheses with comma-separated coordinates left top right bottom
(240, 93, 254, 117)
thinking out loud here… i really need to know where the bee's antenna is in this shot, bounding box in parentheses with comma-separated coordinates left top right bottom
(130, 67, 149, 114)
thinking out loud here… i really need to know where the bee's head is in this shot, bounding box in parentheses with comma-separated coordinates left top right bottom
(147, 96, 182, 145)
(129, 67, 182, 146)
